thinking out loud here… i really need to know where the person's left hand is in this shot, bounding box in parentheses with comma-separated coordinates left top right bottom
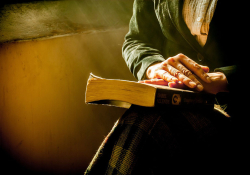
(140, 72, 228, 94)
(144, 54, 211, 91)
(196, 72, 228, 94)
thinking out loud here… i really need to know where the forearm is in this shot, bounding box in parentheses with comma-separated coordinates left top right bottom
(122, 0, 165, 80)
(123, 40, 165, 80)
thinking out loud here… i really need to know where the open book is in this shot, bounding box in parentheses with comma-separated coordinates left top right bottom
(85, 73, 215, 109)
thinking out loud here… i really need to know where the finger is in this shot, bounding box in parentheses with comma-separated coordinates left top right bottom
(177, 54, 211, 83)
(189, 75, 204, 91)
(164, 63, 197, 89)
(155, 70, 178, 83)
(168, 81, 187, 89)
(168, 59, 202, 88)
(139, 79, 169, 86)
(175, 63, 204, 91)
(167, 55, 206, 91)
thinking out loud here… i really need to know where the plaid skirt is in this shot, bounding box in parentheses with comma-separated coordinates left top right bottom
(84, 105, 240, 174)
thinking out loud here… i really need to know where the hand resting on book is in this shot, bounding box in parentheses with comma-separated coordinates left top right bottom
(145, 53, 210, 91)
(143, 54, 229, 94)
(141, 72, 228, 94)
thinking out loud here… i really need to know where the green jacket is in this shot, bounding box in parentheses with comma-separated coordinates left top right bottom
(120, 0, 248, 157)
(122, 0, 237, 82)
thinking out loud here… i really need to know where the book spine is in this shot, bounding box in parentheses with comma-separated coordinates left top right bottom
(155, 89, 215, 110)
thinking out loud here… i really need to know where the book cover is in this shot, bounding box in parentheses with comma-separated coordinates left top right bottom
(85, 73, 215, 110)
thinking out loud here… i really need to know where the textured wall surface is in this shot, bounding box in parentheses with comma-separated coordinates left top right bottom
(0, 0, 135, 174)
(0, 0, 133, 43)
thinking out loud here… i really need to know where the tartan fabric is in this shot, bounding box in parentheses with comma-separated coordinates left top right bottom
(84, 105, 234, 174)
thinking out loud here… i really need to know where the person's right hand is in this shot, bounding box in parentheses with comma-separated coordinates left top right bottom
(144, 54, 211, 91)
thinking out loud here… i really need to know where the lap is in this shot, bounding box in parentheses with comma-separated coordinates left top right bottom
(122, 106, 232, 151)
(121, 106, 234, 171)
(85, 105, 234, 174)
(119, 105, 232, 153)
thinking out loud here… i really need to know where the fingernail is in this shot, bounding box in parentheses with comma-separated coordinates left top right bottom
(197, 84, 203, 91)
(171, 77, 178, 83)
(189, 81, 196, 88)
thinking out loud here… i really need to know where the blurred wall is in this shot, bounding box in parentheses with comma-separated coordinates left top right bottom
(0, 0, 133, 43)
(0, 0, 135, 174)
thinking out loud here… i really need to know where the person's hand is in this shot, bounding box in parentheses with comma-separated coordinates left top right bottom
(144, 54, 211, 91)
(196, 72, 228, 94)
(141, 72, 229, 95)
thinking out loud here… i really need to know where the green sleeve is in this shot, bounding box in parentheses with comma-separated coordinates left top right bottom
(122, 0, 165, 80)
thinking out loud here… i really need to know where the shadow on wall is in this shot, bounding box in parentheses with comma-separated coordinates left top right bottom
(0, 0, 135, 174)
